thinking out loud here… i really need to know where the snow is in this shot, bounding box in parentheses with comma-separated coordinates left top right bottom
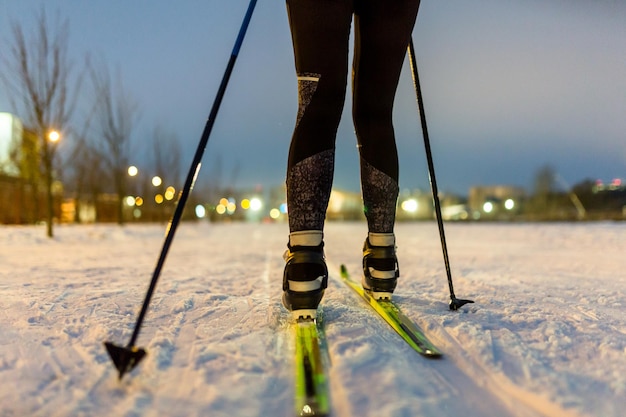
(1, 221, 624, 417)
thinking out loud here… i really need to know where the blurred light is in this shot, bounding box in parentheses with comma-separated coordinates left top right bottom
(52, 180, 63, 194)
(155, 194, 164, 204)
(504, 199, 515, 210)
(401, 199, 418, 213)
(164, 186, 175, 201)
(328, 190, 345, 213)
(135, 196, 144, 207)
(195, 204, 206, 218)
(270, 208, 280, 219)
(241, 198, 251, 210)
(226, 202, 236, 214)
(48, 130, 60, 143)
(609, 178, 622, 190)
(125, 196, 135, 206)
(216, 204, 226, 214)
(280, 203, 288, 214)
(152, 176, 162, 187)
(133, 208, 142, 219)
(483, 202, 494, 213)
(127, 166, 138, 177)
(219, 197, 229, 207)
(250, 198, 262, 211)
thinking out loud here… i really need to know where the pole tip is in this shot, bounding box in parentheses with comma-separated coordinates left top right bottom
(104, 341, 147, 380)
(449, 298, 475, 311)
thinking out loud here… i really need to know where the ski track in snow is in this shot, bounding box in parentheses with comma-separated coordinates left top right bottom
(1, 222, 624, 417)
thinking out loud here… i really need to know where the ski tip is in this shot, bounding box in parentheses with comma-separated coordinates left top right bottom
(449, 298, 475, 311)
(104, 341, 147, 380)
(424, 349, 444, 358)
(298, 403, 329, 417)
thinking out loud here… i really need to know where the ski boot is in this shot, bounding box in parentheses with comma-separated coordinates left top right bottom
(362, 234, 399, 300)
(282, 243, 328, 320)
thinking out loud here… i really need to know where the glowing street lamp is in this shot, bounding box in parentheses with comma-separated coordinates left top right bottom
(195, 205, 207, 218)
(164, 186, 176, 201)
(48, 130, 60, 143)
(128, 166, 139, 177)
(250, 197, 262, 211)
(401, 199, 418, 213)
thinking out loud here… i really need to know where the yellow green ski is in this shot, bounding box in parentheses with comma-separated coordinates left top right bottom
(340, 265, 442, 358)
(293, 316, 330, 416)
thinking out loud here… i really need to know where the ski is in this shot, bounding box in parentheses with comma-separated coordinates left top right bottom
(339, 264, 442, 358)
(293, 315, 330, 417)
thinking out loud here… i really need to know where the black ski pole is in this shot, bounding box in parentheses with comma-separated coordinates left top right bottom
(104, 0, 259, 380)
(407, 38, 474, 311)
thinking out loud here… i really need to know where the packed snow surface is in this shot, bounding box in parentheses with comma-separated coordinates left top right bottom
(1, 221, 624, 417)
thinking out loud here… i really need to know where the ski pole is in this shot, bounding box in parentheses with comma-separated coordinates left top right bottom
(407, 38, 474, 311)
(104, 0, 259, 380)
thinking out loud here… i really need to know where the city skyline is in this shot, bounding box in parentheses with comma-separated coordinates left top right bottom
(1, 0, 625, 196)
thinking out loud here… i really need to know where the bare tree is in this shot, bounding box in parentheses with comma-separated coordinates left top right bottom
(63, 123, 108, 223)
(89, 60, 140, 225)
(530, 164, 558, 217)
(151, 126, 182, 188)
(137, 125, 181, 221)
(1, 10, 79, 237)
(14, 128, 42, 223)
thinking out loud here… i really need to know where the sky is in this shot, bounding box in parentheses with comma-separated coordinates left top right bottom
(1, 0, 625, 196)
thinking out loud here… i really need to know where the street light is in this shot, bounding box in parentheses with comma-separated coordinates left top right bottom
(250, 197, 262, 211)
(401, 199, 418, 213)
(48, 130, 60, 143)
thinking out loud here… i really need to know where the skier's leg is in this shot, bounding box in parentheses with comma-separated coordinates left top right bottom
(283, 0, 353, 317)
(352, 0, 420, 298)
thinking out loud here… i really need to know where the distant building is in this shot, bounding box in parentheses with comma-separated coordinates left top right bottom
(0, 112, 23, 177)
(327, 189, 363, 221)
(396, 189, 435, 220)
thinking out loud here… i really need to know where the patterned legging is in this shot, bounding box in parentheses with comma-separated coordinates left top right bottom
(285, 0, 420, 233)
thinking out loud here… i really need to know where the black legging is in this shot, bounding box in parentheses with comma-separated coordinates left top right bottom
(286, 0, 420, 233)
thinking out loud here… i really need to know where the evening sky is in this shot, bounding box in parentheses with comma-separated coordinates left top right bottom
(1, 0, 624, 195)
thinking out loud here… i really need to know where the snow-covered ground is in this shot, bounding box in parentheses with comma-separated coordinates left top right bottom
(1, 221, 624, 417)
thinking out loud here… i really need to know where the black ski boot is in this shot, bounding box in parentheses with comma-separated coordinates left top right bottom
(362, 238, 399, 300)
(282, 243, 328, 319)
